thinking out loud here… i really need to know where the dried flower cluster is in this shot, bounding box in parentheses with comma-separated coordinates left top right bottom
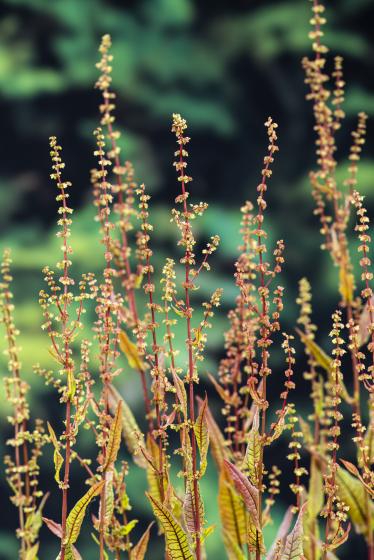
(1, 2, 373, 560)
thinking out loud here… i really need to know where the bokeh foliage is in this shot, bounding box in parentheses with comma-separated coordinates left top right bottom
(0, 0, 373, 558)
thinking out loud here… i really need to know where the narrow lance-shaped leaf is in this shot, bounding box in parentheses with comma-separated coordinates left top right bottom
(338, 266, 354, 305)
(172, 371, 188, 418)
(66, 481, 105, 545)
(266, 507, 294, 560)
(197, 396, 231, 469)
(193, 395, 209, 476)
(280, 503, 307, 560)
(56, 546, 76, 560)
(108, 385, 147, 468)
(218, 470, 247, 550)
(341, 459, 374, 497)
(183, 478, 204, 535)
(47, 422, 64, 485)
(242, 409, 260, 485)
(243, 379, 263, 433)
(222, 530, 247, 560)
(357, 296, 374, 347)
(146, 434, 168, 503)
(119, 331, 145, 371)
(43, 518, 82, 560)
(336, 465, 369, 534)
(147, 493, 194, 560)
(66, 368, 76, 400)
(308, 458, 324, 520)
(24, 491, 49, 539)
(102, 401, 122, 471)
(298, 416, 313, 447)
(297, 332, 353, 404)
(98, 470, 114, 531)
(208, 373, 237, 405)
(248, 519, 265, 555)
(303, 459, 323, 560)
(224, 460, 261, 531)
(130, 522, 154, 560)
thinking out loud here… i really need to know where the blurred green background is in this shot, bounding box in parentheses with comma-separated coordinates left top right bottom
(0, 0, 373, 558)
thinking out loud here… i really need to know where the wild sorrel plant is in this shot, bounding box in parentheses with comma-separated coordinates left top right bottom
(298, 1, 374, 559)
(1, 1, 373, 559)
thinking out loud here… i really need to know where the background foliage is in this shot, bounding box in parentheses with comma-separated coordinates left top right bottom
(0, 0, 373, 558)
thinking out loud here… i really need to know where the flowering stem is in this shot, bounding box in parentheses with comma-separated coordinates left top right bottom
(96, 35, 152, 425)
(254, 119, 278, 560)
(0, 257, 31, 553)
(48, 139, 75, 560)
(173, 116, 201, 559)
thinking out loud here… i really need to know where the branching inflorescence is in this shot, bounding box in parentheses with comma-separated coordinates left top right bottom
(1, 2, 373, 560)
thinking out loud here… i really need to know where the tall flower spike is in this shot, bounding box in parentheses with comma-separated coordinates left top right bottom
(321, 311, 350, 558)
(47, 138, 99, 560)
(0, 250, 46, 556)
(136, 182, 169, 436)
(171, 112, 217, 559)
(351, 189, 374, 385)
(95, 35, 152, 423)
(48, 137, 76, 560)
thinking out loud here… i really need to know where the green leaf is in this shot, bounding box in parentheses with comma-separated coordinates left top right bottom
(120, 519, 138, 536)
(298, 333, 353, 404)
(172, 371, 188, 418)
(336, 465, 370, 534)
(267, 507, 294, 560)
(222, 530, 247, 560)
(146, 434, 168, 503)
(108, 385, 147, 468)
(218, 471, 247, 551)
(183, 478, 204, 535)
(130, 522, 154, 560)
(147, 493, 193, 560)
(193, 395, 209, 476)
(197, 396, 231, 469)
(242, 409, 260, 485)
(47, 422, 64, 486)
(66, 481, 104, 545)
(280, 503, 307, 560)
(98, 470, 114, 532)
(224, 460, 260, 531)
(102, 401, 123, 471)
(308, 459, 324, 520)
(119, 331, 145, 371)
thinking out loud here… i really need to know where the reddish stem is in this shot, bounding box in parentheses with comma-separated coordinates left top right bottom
(177, 136, 201, 559)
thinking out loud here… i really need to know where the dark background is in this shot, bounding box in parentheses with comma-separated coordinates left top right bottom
(0, 0, 373, 558)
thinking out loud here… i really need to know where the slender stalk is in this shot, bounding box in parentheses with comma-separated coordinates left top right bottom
(254, 119, 278, 560)
(48, 139, 75, 560)
(93, 129, 119, 560)
(173, 116, 201, 559)
(95, 35, 152, 425)
(0, 263, 30, 553)
(137, 185, 166, 501)
(322, 311, 345, 560)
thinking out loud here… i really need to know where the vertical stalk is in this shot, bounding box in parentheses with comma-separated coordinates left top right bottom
(52, 146, 73, 560)
(96, 34, 152, 425)
(173, 119, 201, 559)
(253, 120, 278, 560)
(137, 186, 166, 503)
(0, 263, 30, 553)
